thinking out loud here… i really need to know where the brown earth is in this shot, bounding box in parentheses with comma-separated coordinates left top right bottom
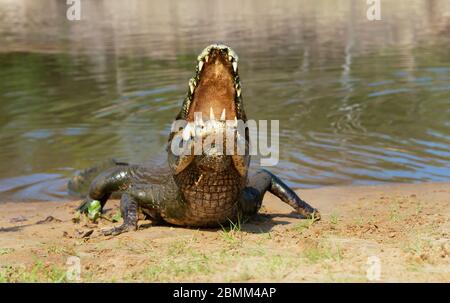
(0, 182, 449, 282)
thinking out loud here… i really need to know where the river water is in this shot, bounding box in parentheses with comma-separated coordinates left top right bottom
(0, 0, 449, 201)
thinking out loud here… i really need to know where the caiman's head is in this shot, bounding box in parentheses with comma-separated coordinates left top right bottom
(168, 44, 249, 178)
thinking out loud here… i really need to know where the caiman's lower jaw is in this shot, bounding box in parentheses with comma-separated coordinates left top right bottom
(182, 44, 242, 123)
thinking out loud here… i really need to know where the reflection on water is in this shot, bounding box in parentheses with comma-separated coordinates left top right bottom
(0, 0, 449, 201)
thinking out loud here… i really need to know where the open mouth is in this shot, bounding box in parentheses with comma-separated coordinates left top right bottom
(177, 44, 244, 123)
(169, 45, 249, 176)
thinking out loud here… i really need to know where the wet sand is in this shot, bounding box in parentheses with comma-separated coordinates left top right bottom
(0, 182, 449, 282)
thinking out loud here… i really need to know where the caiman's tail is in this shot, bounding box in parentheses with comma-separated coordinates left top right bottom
(67, 158, 128, 199)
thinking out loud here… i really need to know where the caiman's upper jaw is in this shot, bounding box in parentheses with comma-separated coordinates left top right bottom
(196, 44, 239, 73)
(177, 44, 245, 122)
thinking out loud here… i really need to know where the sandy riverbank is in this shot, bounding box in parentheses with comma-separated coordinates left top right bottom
(0, 182, 449, 282)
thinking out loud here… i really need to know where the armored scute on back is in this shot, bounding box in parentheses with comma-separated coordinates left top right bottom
(70, 44, 319, 236)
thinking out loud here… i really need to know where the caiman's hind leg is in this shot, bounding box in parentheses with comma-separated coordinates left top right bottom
(77, 165, 132, 213)
(240, 169, 320, 219)
(102, 193, 138, 236)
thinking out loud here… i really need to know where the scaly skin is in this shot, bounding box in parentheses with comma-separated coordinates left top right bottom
(70, 44, 320, 236)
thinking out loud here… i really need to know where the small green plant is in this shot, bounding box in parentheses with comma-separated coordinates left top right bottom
(403, 235, 431, 257)
(0, 248, 14, 256)
(303, 244, 343, 263)
(167, 240, 190, 257)
(414, 201, 423, 215)
(139, 252, 213, 282)
(354, 217, 365, 226)
(293, 213, 319, 232)
(87, 200, 101, 222)
(111, 212, 122, 222)
(389, 200, 401, 222)
(219, 213, 244, 245)
(0, 261, 67, 282)
(46, 245, 72, 255)
(330, 214, 339, 225)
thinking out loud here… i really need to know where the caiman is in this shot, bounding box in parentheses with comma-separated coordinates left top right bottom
(69, 44, 320, 236)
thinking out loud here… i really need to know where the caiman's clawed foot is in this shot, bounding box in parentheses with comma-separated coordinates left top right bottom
(240, 169, 320, 222)
(102, 223, 137, 236)
(296, 208, 321, 221)
(102, 193, 139, 236)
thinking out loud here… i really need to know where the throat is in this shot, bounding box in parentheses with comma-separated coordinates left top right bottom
(187, 56, 237, 121)
(172, 166, 245, 226)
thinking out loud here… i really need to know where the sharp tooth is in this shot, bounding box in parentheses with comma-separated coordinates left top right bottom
(189, 79, 196, 94)
(195, 125, 203, 137)
(236, 131, 246, 145)
(228, 55, 233, 62)
(205, 121, 210, 133)
(193, 112, 204, 127)
(234, 117, 238, 126)
(232, 61, 238, 73)
(195, 116, 205, 127)
(236, 84, 241, 97)
(205, 120, 213, 134)
(210, 107, 216, 120)
(220, 108, 226, 121)
(198, 60, 204, 72)
(182, 123, 192, 141)
(205, 55, 209, 63)
(228, 48, 238, 61)
(190, 124, 196, 137)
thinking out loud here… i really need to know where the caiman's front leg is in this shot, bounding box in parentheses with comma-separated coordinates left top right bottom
(240, 169, 320, 219)
(102, 180, 182, 236)
(77, 165, 134, 213)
